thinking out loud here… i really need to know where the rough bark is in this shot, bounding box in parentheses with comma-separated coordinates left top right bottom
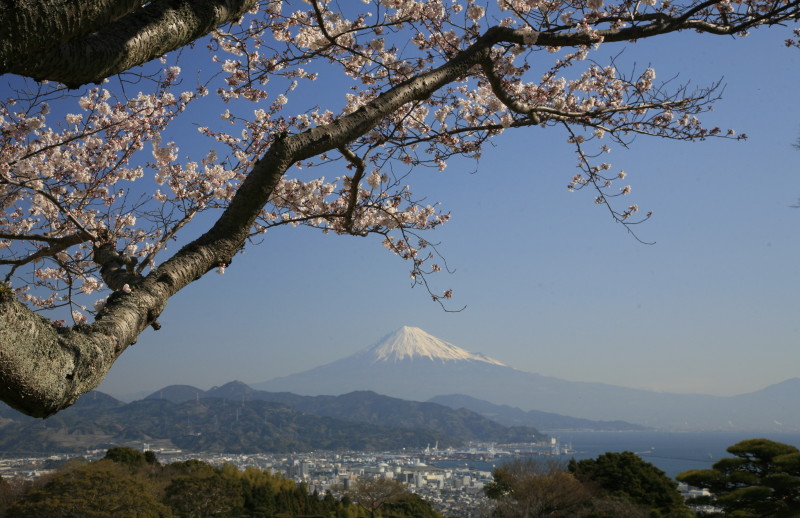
(0, 0, 257, 88)
(0, 0, 144, 51)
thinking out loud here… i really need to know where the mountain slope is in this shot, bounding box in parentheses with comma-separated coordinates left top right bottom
(202, 382, 544, 443)
(428, 394, 647, 431)
(254, 327, 800, 432)
(0, 393, 454, 453)
(145, 385, 206, 403)
(368, 326, 506, 365)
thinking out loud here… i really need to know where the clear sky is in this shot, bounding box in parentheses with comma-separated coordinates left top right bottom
(15, 18, 799, 402)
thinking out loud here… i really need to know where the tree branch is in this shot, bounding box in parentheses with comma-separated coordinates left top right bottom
(0, 24, 503, 417)
(0, 232, 89, 282)
(0, 0, 257, 88)
(0, 5, 796, 417)
(338, 146, 369, 235)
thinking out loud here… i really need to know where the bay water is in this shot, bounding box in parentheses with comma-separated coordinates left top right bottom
(432, 431, 800, 480)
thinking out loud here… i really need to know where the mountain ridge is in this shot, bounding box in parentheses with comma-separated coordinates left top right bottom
(428, 394, 647, 431)
(147, 381, 547, 443)
(0, 395, 454, 453)
(254, 327, 800, 431)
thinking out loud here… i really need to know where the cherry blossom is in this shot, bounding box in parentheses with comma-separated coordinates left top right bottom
(0, 0, 797, 416)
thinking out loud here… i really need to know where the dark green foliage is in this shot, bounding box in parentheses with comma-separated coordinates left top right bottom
(383, 493, 444, 518)
(164, 382, 546, 443)
(0, 397, 454, 453)
(484, 465, 521, 499)
(244, 389, 546, 443)
(569, 451, 691, 517)
(0, 383, 547, 453)
(145, 450, 160, 465)
(3, 456, 362, 518)
(165, 467, 244, 517)
(4, 460, 173, 517)
(677, 438, 800, 517)
(484, 458, 652, 518)
(104, 446, 149, 468)
(41, 456, 87, 470)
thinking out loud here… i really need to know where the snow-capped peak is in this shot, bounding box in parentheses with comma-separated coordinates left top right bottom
(367, 326, 506, 366)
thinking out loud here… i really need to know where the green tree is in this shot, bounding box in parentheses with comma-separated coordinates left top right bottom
(104, 445, 149, 468)
(569, 451, 692, 517)
(145, 450, 160, 465)
(382, 493, 444, 518)
(4, 460, 173, 518)
(337, 495, 359, 518)
(484, 458, 568, 499)
(165, 463, 245, 518)
(238, 465, 287, 517)
(677, 438, 800, 517)
(485, 458, 648, 518)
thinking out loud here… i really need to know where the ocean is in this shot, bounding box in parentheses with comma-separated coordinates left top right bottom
(432, 431, 800, 480)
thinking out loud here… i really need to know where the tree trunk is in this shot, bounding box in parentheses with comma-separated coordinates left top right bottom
(0, 0, 257, 87)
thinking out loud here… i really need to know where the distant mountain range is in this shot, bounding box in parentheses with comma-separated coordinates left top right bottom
(1, 325, 792, 452)
(0, 393, 449, 453)
(0, 381, 551, 453)
(146, 381, 546, 444)
(428, 394, 647, 432)
(254, 326, 800, 432)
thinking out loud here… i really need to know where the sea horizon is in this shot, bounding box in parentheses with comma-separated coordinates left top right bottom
(431, 430, 800, 480)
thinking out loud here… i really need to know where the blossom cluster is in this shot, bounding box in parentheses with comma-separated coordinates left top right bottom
(1, 69, 198, 320)
(3, 0, 789, 318)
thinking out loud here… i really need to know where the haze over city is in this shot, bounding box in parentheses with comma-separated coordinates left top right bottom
(79, 27, 800, 403)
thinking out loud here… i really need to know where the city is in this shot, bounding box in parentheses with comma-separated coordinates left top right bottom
(0, 438, 718, 517)
(0, 443, 531, 516)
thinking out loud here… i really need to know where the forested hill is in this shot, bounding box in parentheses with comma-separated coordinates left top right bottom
(0, 382, 545, 453)
(147, 380, 638, 434)
(0, 397, 451, 453)
(197, 382, 546, 443)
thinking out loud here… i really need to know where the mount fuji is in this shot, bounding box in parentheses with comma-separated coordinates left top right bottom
(254, 326, 800, 431)
(360, 326, 506, 365)
(256, 326, 510, 400)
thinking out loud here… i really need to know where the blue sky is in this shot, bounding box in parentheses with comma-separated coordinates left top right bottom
(7, 17, 798, 401)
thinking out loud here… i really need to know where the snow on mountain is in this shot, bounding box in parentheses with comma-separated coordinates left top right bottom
(254, 327, 800, 431)
(366, 326, 506, 366)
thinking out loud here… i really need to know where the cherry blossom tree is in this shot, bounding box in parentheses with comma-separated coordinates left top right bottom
(1, 0, 798, 418)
